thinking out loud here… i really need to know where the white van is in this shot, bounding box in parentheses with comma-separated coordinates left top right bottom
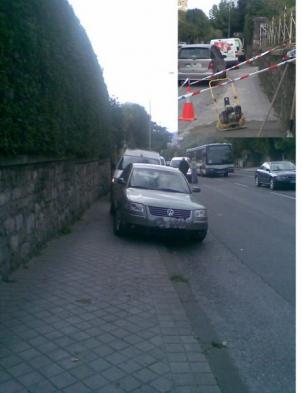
(210, 38, 244, 67)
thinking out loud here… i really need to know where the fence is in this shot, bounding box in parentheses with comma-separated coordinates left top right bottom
(260, 7, 295, 49)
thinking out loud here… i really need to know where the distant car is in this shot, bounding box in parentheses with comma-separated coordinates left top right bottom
(160, 156, 166, 166)
(111, 163, 208, 241)
(170, 156, 192, 182)
(210, 38, 243, 67)
(178, 44, 226, 83)
(255, 161, 296, 190)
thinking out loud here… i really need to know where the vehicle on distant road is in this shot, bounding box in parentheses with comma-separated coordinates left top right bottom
(160, 156, 166, 166)
(210, 38, 244, 66)
(186, 143, 234, 177)
(178, 44, 226, 83)
(255, 161, 296, 190)
(111, 163, 208, 241)
(170, 156, 192, 182)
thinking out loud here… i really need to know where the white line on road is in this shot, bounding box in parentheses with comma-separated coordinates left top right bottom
(271, 192, 296, 200)
(234, 182, 249, 188)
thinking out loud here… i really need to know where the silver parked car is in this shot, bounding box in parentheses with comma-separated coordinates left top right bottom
(178, 44, 226, 83)
(111, 163, 208, 241)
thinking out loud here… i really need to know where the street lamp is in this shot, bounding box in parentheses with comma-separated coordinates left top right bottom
(228, 1, 231, 38)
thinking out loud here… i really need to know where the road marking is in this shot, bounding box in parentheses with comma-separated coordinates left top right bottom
(234, 182, 249, 188)
(271, 192, 296, 200)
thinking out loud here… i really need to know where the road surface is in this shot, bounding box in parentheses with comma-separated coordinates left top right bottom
(178, 65, 284, 138)
(161, 168, 295, 392)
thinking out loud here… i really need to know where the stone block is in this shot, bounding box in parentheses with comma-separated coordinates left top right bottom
(9, 234, 19, 253)
(4, 217, 15, 233)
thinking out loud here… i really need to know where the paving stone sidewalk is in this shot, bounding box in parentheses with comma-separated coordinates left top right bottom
(0, 199, 221, 393)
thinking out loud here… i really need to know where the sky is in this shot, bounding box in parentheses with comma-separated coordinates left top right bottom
(68, 0, 177, 133)
(187, 0, 220, 16)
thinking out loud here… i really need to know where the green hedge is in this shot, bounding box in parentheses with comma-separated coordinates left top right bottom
(0, 0, 111, 158)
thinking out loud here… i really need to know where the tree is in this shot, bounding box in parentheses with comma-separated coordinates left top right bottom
(178, 9, 214, 43)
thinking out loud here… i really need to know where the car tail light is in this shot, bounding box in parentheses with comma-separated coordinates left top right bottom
(208, 61, 214, 73)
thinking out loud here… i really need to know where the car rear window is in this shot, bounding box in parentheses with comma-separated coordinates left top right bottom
(179, 47, 211, 60)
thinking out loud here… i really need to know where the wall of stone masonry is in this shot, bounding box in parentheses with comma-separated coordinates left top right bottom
(0, 159, 110, 278)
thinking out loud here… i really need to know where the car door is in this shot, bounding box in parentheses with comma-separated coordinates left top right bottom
(261, 163, 271, 185)
(257, 163, 267, 184)
(113, 164, 133, 210)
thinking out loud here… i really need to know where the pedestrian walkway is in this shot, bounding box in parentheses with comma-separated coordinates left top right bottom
(0, 199, 221, 393)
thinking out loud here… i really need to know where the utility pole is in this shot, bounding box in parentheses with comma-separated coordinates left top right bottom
(228, 1, 231, 38)
(148, 99, 152, 150)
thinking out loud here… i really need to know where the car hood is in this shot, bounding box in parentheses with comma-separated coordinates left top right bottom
(126, 188, 205, 210)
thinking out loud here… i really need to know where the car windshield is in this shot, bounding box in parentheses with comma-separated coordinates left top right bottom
(119, 156, 160, 169)
(179, 48, 211, 59)
(129, 168, 190, 194)
(270, 162, 295, 171)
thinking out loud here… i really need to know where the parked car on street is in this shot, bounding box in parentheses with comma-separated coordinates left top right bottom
(255, 161, 296, 190)
(210, 38, 244, 67)
(178, 44, 226, 83)
(111, 163, 208, 241)
(112, 149, 161, 182)
(170, 156, 192, 182)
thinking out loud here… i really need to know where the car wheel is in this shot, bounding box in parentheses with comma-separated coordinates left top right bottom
(255, 176, 261, 187)
(191, 230, 207, 242)
(223, 172, 228, 177)
(113, 209, 126, 236)
(270, 178, 276, 190)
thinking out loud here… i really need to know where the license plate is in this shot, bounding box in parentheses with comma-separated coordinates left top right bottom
(156, 217, 186, 229)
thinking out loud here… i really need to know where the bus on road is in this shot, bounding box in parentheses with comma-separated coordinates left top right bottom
(186, 143, 234, 177)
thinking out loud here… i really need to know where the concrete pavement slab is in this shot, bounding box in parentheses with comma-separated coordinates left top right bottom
(0, 198, 221, 393)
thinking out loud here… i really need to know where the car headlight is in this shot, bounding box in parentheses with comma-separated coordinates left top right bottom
(193, 209, 207, 220)
(127, 202, 146, 217)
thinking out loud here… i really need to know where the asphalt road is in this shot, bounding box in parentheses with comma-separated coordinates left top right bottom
(178, 65, 284, 138)
(161, 168, 295, 393)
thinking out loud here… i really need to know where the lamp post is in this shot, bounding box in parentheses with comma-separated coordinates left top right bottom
(148, 99, 152, 150)
(228, 2, 231, 38)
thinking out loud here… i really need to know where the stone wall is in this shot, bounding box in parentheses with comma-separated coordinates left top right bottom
(0, 159, 110, 278)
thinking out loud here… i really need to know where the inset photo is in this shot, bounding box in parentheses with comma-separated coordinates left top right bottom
(178, 0, 296, 139)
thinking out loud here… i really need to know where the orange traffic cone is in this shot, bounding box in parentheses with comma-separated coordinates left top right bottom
(178, 84, 197, 121)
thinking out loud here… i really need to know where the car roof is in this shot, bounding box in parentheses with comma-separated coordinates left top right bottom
(132, 163, 180, 172)
(171, 156, 189, 160)
(180, 44, 212, 49)
(123, 149, 160, 158)
(268, 160, 293, 164)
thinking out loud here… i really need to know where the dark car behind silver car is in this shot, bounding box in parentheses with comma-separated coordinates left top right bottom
(255, 161, 296, 190)
(111, 163, 208, 241)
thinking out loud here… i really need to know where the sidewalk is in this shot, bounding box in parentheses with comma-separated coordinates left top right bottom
(0, 199, 221, 393)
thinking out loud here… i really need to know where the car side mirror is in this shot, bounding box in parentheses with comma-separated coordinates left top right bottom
(117, 177, 126, 185)
(191, 186, 200, 193)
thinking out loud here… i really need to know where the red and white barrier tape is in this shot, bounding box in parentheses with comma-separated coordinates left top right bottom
(178, 57, 296, 101)
(184, 46, 279, 88)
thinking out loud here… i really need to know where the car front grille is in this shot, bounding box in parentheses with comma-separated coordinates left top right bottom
(148, 206, 191, 219)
